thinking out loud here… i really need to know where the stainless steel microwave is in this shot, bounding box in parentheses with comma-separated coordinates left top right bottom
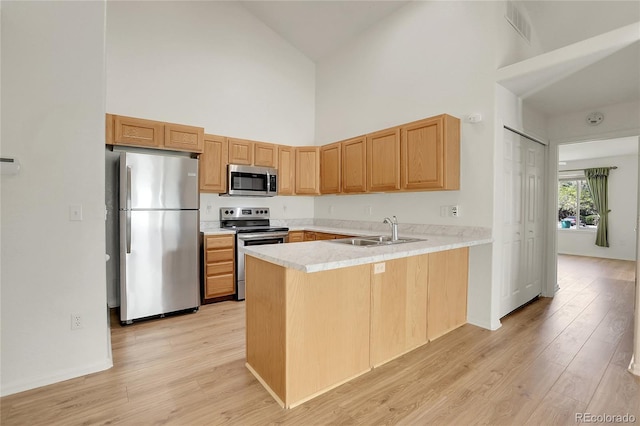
(227, 164, 277, 197)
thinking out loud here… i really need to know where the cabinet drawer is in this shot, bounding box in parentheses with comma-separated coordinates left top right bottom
(207, 248, 234, 263)
(205, 274, 235, 298)
(207, 261, 234, 276)
(206, 235, 234, 249)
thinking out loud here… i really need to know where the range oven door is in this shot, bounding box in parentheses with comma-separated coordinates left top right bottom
(236, 231, 288, 300)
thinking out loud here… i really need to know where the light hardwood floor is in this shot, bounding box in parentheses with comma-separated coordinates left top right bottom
(2, 255, 638, 425)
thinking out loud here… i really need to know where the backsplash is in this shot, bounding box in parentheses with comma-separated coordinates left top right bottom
(200, 218, 491, 239)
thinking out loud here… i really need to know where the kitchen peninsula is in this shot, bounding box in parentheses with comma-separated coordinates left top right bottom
(242, 227, 491, 408)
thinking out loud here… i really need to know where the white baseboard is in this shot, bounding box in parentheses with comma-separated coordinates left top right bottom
(467, 316, 502, 331)
(0, 358, 113, 397)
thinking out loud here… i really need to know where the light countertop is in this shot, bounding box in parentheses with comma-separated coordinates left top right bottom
(241, 231, 492, 273)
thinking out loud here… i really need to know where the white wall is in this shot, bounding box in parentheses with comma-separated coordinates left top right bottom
(0, 1, 111, 396)
(314, 1, 499, 228)
(106, 1, 315, 146)
(558, 154, 638, 261)
(106, 1, 318, 224)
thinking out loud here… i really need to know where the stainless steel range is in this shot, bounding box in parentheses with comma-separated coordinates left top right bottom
(220, 207, 289, 300)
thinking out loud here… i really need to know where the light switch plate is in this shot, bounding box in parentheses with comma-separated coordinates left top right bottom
(374, 263, 385, 274)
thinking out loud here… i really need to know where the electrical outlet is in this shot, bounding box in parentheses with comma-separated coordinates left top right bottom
(71, 313, 82, 330)
(374, 263, 386, 274)
(451, 205, 460, 217)
(366, 206, 373, 216)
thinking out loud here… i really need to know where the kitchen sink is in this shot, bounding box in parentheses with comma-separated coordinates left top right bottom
(330, 235, 425, 247)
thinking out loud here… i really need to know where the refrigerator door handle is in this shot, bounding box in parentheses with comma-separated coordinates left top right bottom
(126, 166, 132, 254)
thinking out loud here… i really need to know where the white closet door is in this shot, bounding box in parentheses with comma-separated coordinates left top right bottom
(500, 128, 546, 317)
(522, 141, 545, 306)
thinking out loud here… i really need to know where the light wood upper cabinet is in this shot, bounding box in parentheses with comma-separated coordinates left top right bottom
(295, 147, 320, 195)
(366, 127, 401, 192)
(164, 123, 204, 153)
(254, 142, 278, 168)
(341, 136, 367, 193)
(278, 146, 296, 195)
(320, 142, 341, 194)
(105, 114, 115, 145)
(107, 114, 205, 154)
(228, 138, 254, 165)
(113, 115, 164, 148)
(401, 114, 460, 191)
(427, 247, 468, 341)
(200, 134, 228, 193)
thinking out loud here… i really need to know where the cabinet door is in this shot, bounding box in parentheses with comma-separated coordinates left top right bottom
(295, 147, 320, 195)
(303, 231, 317, 241)
(367, 127, 400, 192)
(228, 138, 254, 165)
(200, 134, 228, 193)
(288, 231, 304, 243)
(165, 123, 204, 153)
(342, 136, 367, 193)
(427, 247, 468, 341)
(320, 142, 341, 194)
(278, 146, 296, 195)
(254, 142, 278, 168)
(113, 115, 164, 148)
(370, 255, 428, 367)
(401, 115, 460, 191)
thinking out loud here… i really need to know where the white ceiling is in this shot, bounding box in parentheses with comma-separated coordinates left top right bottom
(240, 1, 639, 118)
(559, 136, 639, 162)
(239, 1, 409, 62)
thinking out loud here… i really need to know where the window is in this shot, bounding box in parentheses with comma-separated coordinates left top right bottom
(558, 178, 599, 230)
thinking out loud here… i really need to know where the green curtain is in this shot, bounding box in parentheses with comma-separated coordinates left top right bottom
(584, 167, 610, 247)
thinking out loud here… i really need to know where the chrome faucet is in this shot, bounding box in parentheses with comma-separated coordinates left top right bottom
(383, 216, 398, 241)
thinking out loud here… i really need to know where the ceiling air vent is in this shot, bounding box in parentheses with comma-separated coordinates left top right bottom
(505, 1, 531, 43)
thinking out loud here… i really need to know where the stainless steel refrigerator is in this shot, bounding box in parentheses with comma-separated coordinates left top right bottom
(119, 151, 200, 324)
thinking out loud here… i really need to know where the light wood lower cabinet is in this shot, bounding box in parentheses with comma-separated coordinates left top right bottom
(246, 257, 371, 408)
(202, 235, 235, 303)
(427, 247, 469, 340)
(287, 231, 304, 243)
(303, 231, 352, 241)
(245, 247, 469, 408)
(370, 255, 428, 367)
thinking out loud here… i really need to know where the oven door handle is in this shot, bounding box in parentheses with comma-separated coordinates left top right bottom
(238, 232, 289, 241)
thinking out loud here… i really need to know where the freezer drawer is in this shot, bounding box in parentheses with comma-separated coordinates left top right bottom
(120, 210, 199, 322)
